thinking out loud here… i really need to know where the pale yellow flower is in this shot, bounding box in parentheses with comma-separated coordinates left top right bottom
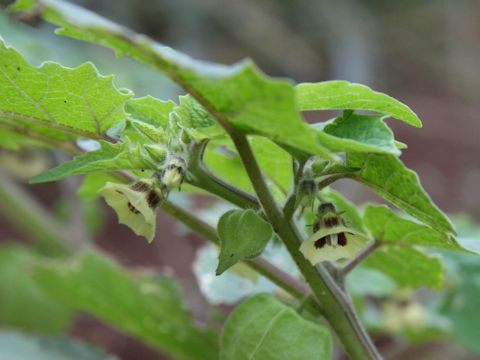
(99, 180, 160, 242)
(300, 225, 369, 264)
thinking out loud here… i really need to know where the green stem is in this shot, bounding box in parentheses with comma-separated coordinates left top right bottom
(283, 158, 306, 219)
(187, 141, 258, 209)
(0, 172, 72, 256)
(228, 131, 380, 360)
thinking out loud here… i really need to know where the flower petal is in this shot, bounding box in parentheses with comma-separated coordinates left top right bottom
(300, 225, 369, 264)
(99, 182, 157, 242)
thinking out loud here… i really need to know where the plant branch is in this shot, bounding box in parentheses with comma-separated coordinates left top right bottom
(227, 130, 380, 360)
(283, 158, 306, 219)
(317, 173, 348, 191)
(337, 241, 380, 279)
(0, 171, 72, 256)
(187, 140, 259, 209)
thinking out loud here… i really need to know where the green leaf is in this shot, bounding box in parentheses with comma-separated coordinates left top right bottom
(315, 112, 400, 155)
(12, 0, 337, 160)
(170, 95, 225, 140)
(0, 37, 131, 141)
(125, 96, 175, 128)
(33, 251, 219, 360)
(31, 139, 164, 183)
(77, 172, 119, 199)
(363, 245, 444, 289)
(347, 153, 455, 234)
(439, 252, 480, 354)
(364, 205, 464, 250)
(220, 294, 332, 360)
(203, 139, 252, 192)
(0, 245, 72, 333)
(296, 81, 421, 127)
(216, 209, 273, 275)
(0, 330, 118, 360)
(347, 267, 397, 297)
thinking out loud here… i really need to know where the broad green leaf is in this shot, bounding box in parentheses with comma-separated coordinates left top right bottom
(0, 37, 131, 142)
(0, 330, 118, 360)
(296, 81, 421, 127)
(12, 0, 337, 160)
(204, 139, 252, 192)
(125, 96, 175, 128)
(0, 245, 72, 333)
(347, 267, 397, 297)
(33, 251, 219, 360)
(216, 209, 273, 275)
(220, 294, 332, 360)
(364, 205, 463, 250)
(347, 153, 455, 234)
(31, 139, 164, 183)
(363, 245, 444, 289)
(250, 136, 293, 193)
(315, 112, 400, 155)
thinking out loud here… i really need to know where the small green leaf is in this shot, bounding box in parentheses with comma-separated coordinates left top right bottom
(220, 294, 332, 360)
(170, 95, 225, 140)
(216, 209, 273, 275)
(0, 38, 131, 141)
(364, 205, 464, 250)
(125, 96, 175, 128)
(0, 330, 118, 360)
(33, 251, 219, 360)
(296, 80, 421, 127)
(31, 139, 163, 183)
(348, 153, 455, 234)
(0, 245, 73, 333)
(363, 246, 444, 289)
(315, 112, 400, 155)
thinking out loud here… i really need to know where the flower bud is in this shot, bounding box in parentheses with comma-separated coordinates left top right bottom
(160, 156, 187, 190)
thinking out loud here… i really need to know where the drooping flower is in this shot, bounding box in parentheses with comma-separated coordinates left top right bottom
(99, 180, 161, 242)
(300, 203, 369, 264)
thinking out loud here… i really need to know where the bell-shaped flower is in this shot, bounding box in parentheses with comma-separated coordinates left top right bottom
(99, 180, 161, 242)
(300, 224, 369, 264)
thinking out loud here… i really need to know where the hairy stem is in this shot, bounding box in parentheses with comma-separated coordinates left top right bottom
(228, 131, 380, 360)
(282, 158, 306, 219)
(187, 140, 258, 209)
